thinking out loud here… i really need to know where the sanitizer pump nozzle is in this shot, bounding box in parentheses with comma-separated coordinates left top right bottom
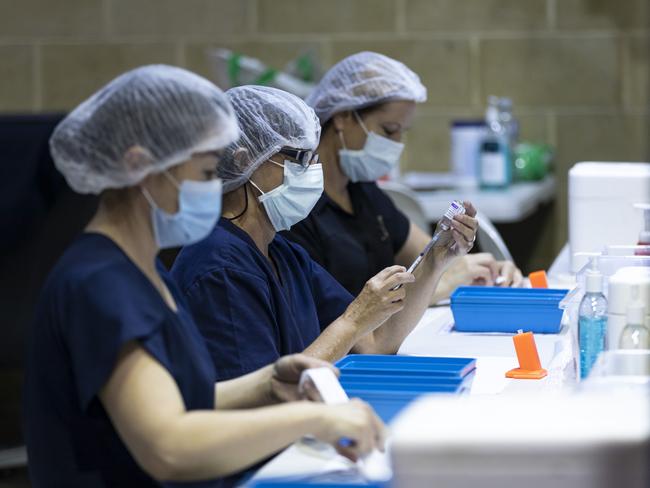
(585, 256, 603, 294)
(633, 203, 650, 256)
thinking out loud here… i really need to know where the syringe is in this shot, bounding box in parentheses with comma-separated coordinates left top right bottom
(397, 201, 466, 286)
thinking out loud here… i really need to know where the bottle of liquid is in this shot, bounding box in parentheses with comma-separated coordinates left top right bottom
(619, 285, 650, 349)
(497, 97, 519, 147)
(479, 96, 512, 188)
(578, 258, 608, 380)
(633, 203, 650, 256)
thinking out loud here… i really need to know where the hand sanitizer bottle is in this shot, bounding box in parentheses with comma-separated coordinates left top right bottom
(578, 258, 608, 380)
(619, 285, 650, 349)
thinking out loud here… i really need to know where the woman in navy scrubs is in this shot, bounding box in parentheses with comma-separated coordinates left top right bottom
(172, 85, 478, 380)
(24, 66, 385, 488)
(284, 51, 523, 300)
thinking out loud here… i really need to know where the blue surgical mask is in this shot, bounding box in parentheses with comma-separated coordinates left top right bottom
(338, 111, 405, 182)
(141, 172, 222, 249)
(250, 160, 324, 232)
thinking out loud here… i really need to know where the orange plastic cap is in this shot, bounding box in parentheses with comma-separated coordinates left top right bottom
(529, 270, 548, 289)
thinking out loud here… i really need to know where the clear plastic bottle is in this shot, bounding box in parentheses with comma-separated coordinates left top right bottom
(619, 286, 650, 349)
(578, 260, 608, 380)
(497, 97, 519, 147)
(479, 96, 512, 188)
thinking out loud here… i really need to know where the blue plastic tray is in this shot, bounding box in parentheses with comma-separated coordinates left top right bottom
(344, 386, 466, 423)
(340, 374, 462, 388)
(451, 286, 568, 334)
(353, 396, 417, 424)
(250, 481, 385, 487)
(334, 355, 475, 423)
(336, 354, 476, 378)
(451, 286, 568, 304)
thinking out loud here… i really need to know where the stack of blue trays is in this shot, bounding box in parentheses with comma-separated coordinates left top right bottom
(250, 482, 385, 488)
(450, 286, 568, 334)
(335, 355, 476, 423)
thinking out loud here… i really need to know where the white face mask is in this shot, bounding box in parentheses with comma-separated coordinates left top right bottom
(338, 111, 405, 183)
(141, 171, 222, 249)
(250, 160, 324, 232)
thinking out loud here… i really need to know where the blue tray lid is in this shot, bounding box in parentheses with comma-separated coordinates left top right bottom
(340, 374, 463, 386)
(451, 286, 568, 306)
(336, 355, 476, 378)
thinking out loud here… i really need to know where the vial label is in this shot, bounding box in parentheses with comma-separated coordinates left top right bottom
(444, 200, 465, 220)
(480, 152, 507, 185)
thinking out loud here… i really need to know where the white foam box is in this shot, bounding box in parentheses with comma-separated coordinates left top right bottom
(569, 162, 650, 273)
(390, 391, 650, 488)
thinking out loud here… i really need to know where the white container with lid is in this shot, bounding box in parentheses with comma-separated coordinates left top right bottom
(569, 162, 650, 272)
(391, 391, 650, 488)
(450, 120, 486, 188)
(608, 266, 650, 348)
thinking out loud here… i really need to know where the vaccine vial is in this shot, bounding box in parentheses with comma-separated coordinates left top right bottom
(439, 200, 466, 231)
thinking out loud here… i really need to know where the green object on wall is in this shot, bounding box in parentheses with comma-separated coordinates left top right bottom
(513, 143, 554, 181)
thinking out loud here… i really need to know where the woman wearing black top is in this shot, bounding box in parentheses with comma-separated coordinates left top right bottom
(284, 52, 523, 299)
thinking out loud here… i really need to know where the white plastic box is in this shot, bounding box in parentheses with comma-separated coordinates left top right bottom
(391, 392, 650, 488)
(569, 162, 650, 273)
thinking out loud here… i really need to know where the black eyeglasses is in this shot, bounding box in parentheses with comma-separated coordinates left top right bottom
(279, 147, 319, 168)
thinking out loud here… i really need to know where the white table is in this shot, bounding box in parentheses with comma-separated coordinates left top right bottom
(405, 175, 556, 224)
(249, 305, 576, 484)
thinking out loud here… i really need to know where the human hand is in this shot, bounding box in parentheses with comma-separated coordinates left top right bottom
(313, 399, 387, 462)
(431, 201, 478, 268)
(343, 265, 415, 336)
(269, 354, 338, 403)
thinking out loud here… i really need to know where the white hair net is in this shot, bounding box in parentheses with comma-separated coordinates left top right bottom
(306, 51, 427, 123)
(219, 85, 321, 193)
(50, 64, 240, 194)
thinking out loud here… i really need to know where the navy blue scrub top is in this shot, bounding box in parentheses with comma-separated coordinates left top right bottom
(24, 233, 224, 488)
(282, 181, 410, 296)
(171, 218, 354, 381)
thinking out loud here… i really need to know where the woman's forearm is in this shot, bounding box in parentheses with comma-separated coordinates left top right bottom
(303, 315, 362, 362)
(101, 345, 330, 483)
(430, 271, 453, 304)
(156, 401, 325, 481)
(215, 365, 274, 409)
(369, 257, 446, 354)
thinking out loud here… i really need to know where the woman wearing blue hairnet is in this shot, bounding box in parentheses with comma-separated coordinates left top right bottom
(24, 65, 385, 488)
(284, 52, 523, 300)
(172, 85, 478, 380)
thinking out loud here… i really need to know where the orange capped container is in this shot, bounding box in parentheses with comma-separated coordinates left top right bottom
(505, 330, 548, 379)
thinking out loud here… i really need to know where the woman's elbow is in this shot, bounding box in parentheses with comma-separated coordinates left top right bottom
(352, 334, 399, 355)
(143, 437, 236, 482)
(134, 434, 200, 482)
(137, 445, 185, 482)
(374, 344, 400, 355)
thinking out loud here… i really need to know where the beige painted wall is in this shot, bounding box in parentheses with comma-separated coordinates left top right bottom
(1, 0, 649, 267)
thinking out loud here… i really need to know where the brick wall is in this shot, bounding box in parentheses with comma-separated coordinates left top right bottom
(1, 0, 649, 266)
